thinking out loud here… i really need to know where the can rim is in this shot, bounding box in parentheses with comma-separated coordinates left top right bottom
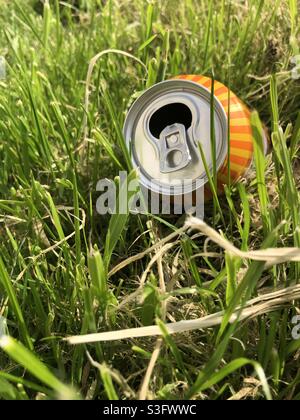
(123, 79, 228, 196)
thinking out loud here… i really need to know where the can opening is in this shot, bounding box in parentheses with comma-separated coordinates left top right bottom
(149, 103, 192, 139)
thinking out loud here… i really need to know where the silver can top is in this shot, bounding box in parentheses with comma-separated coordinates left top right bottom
(124, 79, 228, 195)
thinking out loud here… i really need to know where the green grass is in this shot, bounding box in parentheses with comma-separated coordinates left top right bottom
(0, 0, 300, 400)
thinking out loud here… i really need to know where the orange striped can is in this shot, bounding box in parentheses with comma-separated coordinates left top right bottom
(123, 75, 267, 206)
(175, 74, 268, 196)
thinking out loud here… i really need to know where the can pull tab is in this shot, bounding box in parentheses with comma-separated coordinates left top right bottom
(159, 123, 192, 174)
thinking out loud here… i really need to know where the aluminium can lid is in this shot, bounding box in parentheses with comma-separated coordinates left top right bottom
(123, 79, 228, 196)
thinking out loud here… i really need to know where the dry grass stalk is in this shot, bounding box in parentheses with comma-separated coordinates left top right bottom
(67, 283, 300, 344)
(67, 217, 300, 345)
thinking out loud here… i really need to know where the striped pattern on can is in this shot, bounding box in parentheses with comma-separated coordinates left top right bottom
(175, 74, 254, 193)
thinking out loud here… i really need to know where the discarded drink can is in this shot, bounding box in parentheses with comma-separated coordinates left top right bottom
(123, 75, 268, 208)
